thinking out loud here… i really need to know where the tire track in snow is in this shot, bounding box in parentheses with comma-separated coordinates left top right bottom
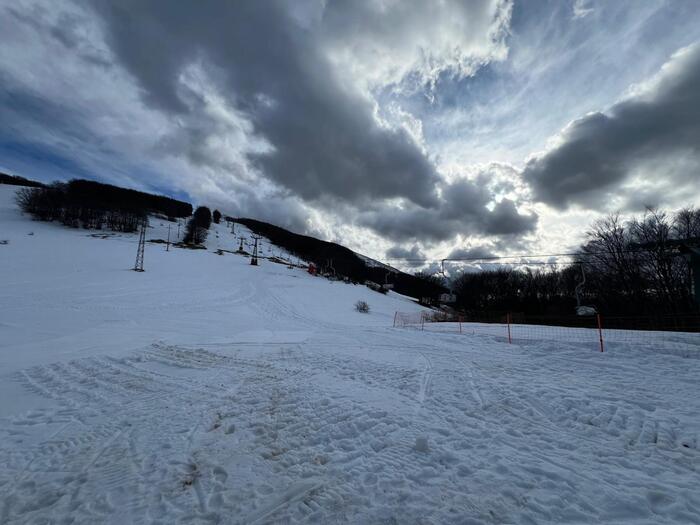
(4, 322, 699, 523)
(441, 342, 699, 456)
(465, 363, 485, 408)
(245, 480, 322, 524)
(0, 414, 82, 523)
(360, 330, 699, 465)
(416, 352, 433, 410)
(1, 344, 282, 523)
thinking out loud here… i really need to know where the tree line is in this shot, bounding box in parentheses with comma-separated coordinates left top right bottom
(16, 179, 192, 232)
(451, 208, 700, 316)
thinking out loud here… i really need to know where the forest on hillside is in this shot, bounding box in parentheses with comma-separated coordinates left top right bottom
(0, 173, 45, 188)
(16, 179, 192, 232)
(236, 218, 447, 301)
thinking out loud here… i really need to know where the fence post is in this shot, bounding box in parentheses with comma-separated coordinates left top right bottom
(507, 313, 512, 344)
(421, 312, 425, 331)
(459, 315, 462, 334)
(393, 311, 398, 328)
(597, 314, 604, 352)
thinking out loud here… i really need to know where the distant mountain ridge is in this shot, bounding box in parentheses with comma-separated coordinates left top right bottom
(0, 172, 46, 188)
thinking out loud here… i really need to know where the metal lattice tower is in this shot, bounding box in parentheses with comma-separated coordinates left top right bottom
(133, 218, 147, 272)
(251, 235, 261, 266)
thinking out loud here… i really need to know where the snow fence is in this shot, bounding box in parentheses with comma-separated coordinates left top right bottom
(394, 311, 700, 356)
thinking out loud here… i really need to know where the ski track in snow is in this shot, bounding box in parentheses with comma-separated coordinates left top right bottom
(2, 185, 700, 523)
(2, 331, 700, 524)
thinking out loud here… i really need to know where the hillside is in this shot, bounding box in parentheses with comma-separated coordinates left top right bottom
(0, 183, 425, 378)
(236, 218, 446, 300)
(12, 179, 443, 302)
(1, 182, 700, 524)
(0, 173, 46, 188)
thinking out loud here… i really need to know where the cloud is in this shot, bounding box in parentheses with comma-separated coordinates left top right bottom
(385, 245, 426, 268)
(320, 0, 512, 92)
(441, 244, 499, 274)
(85, 1, 510, 210)
(447, 246, 496, 260)
(572, 0, 594, 19)
(359, 175, 538, 242)
(484, 199, 538, 234)
(7, 0, 698, 266)
(0, 0, 515, 243)
(522, 42, 700, 210)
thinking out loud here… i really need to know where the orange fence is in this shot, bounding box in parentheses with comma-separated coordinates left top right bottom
(394, 311, 700, 354)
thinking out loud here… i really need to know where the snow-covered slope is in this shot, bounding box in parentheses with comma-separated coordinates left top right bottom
(1, 183, 700, 524)
(0, 184, 423, 376)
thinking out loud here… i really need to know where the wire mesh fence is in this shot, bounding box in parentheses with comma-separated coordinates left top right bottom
(393, 310, 700, 355)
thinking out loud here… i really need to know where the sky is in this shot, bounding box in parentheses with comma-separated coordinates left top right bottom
(2, 0, 700, 272)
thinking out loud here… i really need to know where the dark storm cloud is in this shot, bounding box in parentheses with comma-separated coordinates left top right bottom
(237, 193, 314, 238)
(523, 42, 700, 210)
(447, 246, 495, 260)
(89, 1, 440, 208)
(484, 199, 538, 235)
(360, 178, 537, 242)
(363, 207, 449, 242)
(442, 245, 498, 274)
(385, 245, 426, 267)
(386, 245, 425, 260)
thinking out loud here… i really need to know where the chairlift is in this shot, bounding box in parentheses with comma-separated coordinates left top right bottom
(383, 270, 395, 291)
(574, 263, 597, 315)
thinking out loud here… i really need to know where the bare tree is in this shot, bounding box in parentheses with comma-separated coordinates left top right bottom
(673, 207, 700, 239)
(580, 214, 645, 304)
(630, 209, 688, 311)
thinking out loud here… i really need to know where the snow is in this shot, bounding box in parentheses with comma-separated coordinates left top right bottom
(1, 183, 700, 523)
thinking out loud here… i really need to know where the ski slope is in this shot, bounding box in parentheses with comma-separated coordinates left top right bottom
(1, 183, 700, 524)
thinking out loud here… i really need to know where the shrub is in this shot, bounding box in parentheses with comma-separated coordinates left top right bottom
(213, 209, 221, 224)
(355, 300, 370, 313)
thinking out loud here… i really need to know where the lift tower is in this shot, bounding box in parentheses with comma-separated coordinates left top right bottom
(250, 235, 261, 266)
(133, 218, 147, 272)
